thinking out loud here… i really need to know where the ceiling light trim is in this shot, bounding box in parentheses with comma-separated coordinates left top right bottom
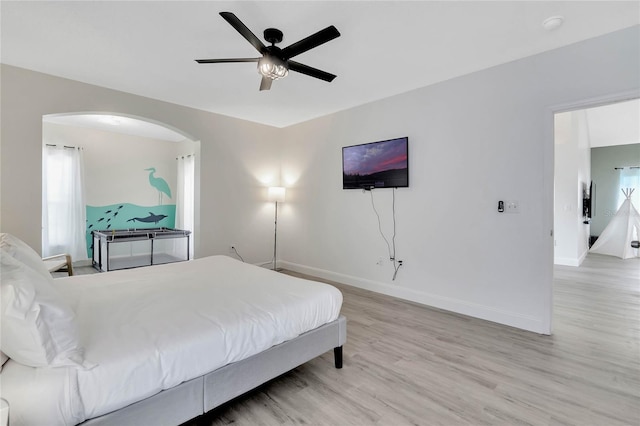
(542, 15, 564, 31)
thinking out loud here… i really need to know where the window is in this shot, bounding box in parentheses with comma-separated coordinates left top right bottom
(42, 145, 88, 259)
(618, 167, 640, 209)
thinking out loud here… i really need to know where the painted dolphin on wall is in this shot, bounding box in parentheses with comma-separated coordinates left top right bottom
(127, 212, 168, 224)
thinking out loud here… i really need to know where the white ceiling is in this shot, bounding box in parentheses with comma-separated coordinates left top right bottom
(43, 114, 189, 142)
(2, 1, 639, 128)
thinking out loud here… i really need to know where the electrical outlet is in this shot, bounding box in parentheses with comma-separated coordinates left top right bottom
(504, 200, 520, 214)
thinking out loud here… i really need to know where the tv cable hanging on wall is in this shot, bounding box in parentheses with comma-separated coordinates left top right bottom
(368, 187, 403, 280)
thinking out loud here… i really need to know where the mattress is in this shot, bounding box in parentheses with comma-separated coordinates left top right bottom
(1, 256, 343, 425)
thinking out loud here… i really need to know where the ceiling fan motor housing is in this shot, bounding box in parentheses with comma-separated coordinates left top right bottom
(264, 28, 283, 45)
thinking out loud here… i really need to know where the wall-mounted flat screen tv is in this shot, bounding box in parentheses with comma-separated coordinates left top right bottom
(342, 137, 409, 189)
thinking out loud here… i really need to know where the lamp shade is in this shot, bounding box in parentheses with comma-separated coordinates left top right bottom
(268, 186, 286, 203)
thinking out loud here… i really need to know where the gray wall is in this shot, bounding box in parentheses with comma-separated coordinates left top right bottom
(0, 65, 282, 263)
(590, 144, 640, 236)
(554, 110, 591, 266)
(278, 26, 640, 334)
(1, 26, 639, 335)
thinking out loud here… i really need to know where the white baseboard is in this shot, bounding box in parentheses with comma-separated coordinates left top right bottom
(279, 261, 549, 335)
(577, 248, 588, 266)
(252, 259, 275, 269)
(554, 256, 580, 267)
(555, 248, 589, 267)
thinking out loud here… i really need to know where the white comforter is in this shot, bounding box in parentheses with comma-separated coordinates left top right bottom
(1, 256, 343, 425)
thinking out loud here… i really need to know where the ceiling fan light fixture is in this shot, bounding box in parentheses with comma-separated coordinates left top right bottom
(258, 56, 288, 80)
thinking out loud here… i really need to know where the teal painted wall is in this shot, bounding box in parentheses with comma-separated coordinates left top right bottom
(86, 203, 176, 257)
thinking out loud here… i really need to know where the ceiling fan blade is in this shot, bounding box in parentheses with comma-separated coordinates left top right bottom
(195, 58, 260, 64)
(219, 12, 266, 54)
(259, 76, 273, 91)
(288, 61, 337, 82)
(281, 25, 340, 59)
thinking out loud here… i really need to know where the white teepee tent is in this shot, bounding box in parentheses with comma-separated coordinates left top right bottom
(590, 188, 640, 259)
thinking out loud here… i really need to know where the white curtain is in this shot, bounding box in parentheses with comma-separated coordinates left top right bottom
(618, 167, 640, 209)
(176, 154, 195, 258)
(42, 145, 88, 260)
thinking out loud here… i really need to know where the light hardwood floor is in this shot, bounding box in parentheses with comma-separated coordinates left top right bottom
(192, 254, 639, 426)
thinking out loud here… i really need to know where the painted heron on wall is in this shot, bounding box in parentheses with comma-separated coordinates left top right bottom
(145, 167, 172, 205)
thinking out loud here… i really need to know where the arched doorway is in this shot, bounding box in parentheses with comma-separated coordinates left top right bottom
(42, 112, 200, 264)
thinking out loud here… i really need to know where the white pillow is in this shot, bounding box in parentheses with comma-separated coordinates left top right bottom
(0, 233, 52, 280)
(0, 253, 89, 368)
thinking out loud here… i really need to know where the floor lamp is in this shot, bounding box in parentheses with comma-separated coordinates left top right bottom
(268, 186, 286, 271)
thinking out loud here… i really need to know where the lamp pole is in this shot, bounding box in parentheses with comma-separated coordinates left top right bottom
(273, 200, 279, 271)
(268, 186, 285, 271)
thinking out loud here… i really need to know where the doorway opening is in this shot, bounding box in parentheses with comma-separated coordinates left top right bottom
(553, 98, 639, 266)
(42, 112, 201, 264)
(549, 95, 639, 334)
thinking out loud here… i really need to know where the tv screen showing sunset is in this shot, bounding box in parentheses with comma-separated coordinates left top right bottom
(342, 137, 408, 189)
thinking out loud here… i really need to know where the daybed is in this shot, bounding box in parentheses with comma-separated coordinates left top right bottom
(0, 233, 346, 426)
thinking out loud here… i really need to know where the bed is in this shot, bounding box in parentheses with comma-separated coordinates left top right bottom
(0, 233, 346, 426)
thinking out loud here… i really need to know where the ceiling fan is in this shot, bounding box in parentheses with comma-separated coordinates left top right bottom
(195, 12, 341, 91)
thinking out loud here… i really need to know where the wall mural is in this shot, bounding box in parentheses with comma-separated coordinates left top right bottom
(145, 167, 172, 205)
(85, 167, 175, 257)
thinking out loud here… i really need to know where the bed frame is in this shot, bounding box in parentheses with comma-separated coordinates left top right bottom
(80, 315, 346, 425)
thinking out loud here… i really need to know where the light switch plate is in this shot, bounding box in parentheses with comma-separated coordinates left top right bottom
(504, 200, 520, 214)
